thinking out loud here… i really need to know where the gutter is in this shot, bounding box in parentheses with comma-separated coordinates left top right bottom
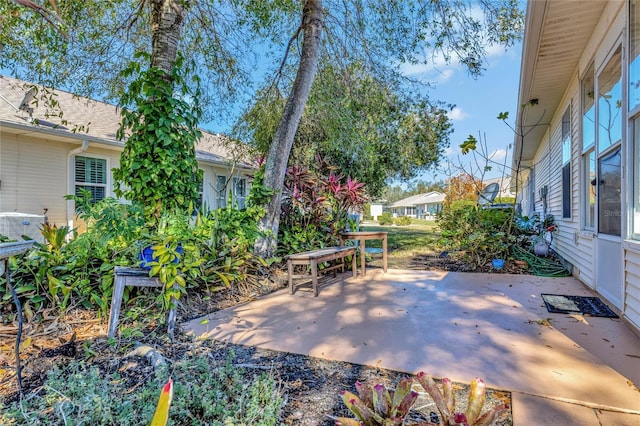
(66, 140, 90, 227)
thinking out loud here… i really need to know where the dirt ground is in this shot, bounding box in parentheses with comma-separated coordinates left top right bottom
(0, 253, 515, 425)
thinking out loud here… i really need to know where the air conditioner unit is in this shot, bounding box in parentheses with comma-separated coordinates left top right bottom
(0, 212, 47, 243)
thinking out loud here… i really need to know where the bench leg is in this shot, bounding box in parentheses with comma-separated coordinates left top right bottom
(311, 259, 319, 297)
(107, 275, 125, 338)
(288, 259, 294, 294)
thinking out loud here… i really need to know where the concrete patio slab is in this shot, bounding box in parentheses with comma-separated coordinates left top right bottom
(184, 269, 640, 424)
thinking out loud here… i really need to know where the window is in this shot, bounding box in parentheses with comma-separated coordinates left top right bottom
(561, 107, 571, 218)
(598, 46, 623, 153)
(582, 64, 595, 151)
(585, 150, 596, 229)
(216, 175, 227, 209)
(75, 156, 107, 204)
(634, 118, 640, 238)
(581, 64, 596, 229)
(193, 172, 203, 213)
(232, 177, 246, 209)
(596, 45, 622, 237)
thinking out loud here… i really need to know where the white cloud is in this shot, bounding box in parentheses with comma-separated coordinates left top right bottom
(443, 146, 456, 157)
(447, 107, 468, 121)
(489, 148, 507, 161)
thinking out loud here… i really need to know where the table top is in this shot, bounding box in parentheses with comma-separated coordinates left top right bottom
(340, 231, 388, 238)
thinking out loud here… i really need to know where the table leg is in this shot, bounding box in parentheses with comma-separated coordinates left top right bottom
(360, 238, 366, 276)
(383, 235, 388, 273)
(311, 259, 319, 297)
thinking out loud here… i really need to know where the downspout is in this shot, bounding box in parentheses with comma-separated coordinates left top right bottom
(66, 140, 90, 228)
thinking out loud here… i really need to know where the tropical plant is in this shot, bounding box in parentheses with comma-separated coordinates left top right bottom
(415, 373, 510, 426)
(332, 374, 510, 426)
(329, 378, 418, 425)
(513, 213, 558, 247)
(278, 157, 368, 255)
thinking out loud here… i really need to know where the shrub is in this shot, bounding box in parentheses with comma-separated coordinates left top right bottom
(437, 201, 514, 268)
(394, 216, 412, 226)
(378, 212, 394, 225)
(0, 355, 284, 425)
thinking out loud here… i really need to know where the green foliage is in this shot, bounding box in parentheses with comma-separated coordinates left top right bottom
(237, 62, 453, 197)
(113, 52, 202, 224)
(278, 157, 368, 255)
(378, 213, 394, 226)
(437, 201, 514, 268)
(460, 135, 478, 154)
(394, 216, 412, 226)
(1, 193, 267, 318)
(0, 355, 284, 425)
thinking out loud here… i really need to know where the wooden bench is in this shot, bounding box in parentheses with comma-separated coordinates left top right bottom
(107, 267, 177, 340)
(287, 246, 357, 296)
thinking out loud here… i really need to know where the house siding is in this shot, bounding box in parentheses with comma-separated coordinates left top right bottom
(1, 133, 71, 225)
(0, 130, 247, 229)
(624, 243, 640, 329)
(517, 0, 640, 329)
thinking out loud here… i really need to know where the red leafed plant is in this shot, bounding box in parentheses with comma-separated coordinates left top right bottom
(278, 156, 368, 254)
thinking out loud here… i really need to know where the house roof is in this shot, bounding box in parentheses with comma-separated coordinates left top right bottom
(0, 75, 252, 169)
(387, 191, 445, 208)
(513, 0, 610, 170)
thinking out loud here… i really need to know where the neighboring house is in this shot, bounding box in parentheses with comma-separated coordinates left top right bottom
(482, 176, 515, 200)
(515, 1, 640, 331)
(0, 75, 253, 234)
(386, 191, 445, 219)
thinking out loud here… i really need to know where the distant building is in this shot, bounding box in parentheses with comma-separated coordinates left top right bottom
(386, 192, 445, 219)
(482, 176, 515, 199)
(369, 201, 385, 221)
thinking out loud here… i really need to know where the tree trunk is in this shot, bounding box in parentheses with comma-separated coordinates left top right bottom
(255, 0, 324, 257)
(149, 0, 184, 74)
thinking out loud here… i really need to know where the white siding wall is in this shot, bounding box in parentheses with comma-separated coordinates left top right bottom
(624, 243, 640, 330)
(1, 131, 250, 230)
(526, 86, 598, 287)
(1, 133, 73, 226)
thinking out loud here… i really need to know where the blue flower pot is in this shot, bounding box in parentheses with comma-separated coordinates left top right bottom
(492, 259, 505, 270)
(138, 244, 183, 270)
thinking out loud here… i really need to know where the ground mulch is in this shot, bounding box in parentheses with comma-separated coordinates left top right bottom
(1, 253, 515, 425)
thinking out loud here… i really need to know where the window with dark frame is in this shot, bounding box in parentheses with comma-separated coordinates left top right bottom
(561, 107, 571, 218)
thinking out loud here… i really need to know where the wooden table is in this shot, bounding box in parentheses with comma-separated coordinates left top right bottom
(340, 231, 388, 276)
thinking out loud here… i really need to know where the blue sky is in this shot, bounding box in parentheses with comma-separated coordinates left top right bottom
(400, 40, 524, 184)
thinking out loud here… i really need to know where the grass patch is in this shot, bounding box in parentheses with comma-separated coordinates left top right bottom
(360, 222, 441, 269)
